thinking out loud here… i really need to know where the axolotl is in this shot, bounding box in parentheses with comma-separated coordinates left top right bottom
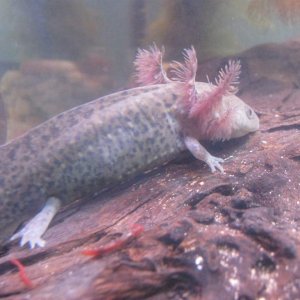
(0, 46, 259, 249)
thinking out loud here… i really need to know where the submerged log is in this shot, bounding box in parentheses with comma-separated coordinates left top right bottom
(0, 40, 300, 300)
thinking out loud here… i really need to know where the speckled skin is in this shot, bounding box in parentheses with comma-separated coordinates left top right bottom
(0, 83, 186, 244)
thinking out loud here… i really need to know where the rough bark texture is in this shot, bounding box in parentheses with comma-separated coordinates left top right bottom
(0, 40, 300, 300)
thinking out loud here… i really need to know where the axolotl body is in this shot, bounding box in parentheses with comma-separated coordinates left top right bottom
(0, 46, 259, 248)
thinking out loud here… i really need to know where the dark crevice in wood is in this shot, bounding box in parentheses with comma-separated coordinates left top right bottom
(266, 123, 300, 132)
(185, 184, 235, 208)
(0, 291, 23, 299)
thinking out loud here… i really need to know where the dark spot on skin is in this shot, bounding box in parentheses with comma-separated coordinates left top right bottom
(164, 100, 173, 108)
(146, 137, 155, 145)
(46, 181, 55, 190)
(82, 108, 94, 119)
(11, 175, 18, 182)
(97, 148, 103, 157)
(118, 139, 125, 149)
(131, 129, 140, 141)
(145, 147, 153, 154)
(75, 134, 83, 143)
(104, 124, 113, 135)
(159, 136, 165, 144)
(49, 126, 60, 138)
(172, 94, 177, 101)
(56, 113, 65, 121)
(152, 128, 161, 136)
(131, 147, 137, 154)
(0, 178, 5, 188)
(137, 142, 145, 152)
(123, 115, 131, 123)
(11, 204, 23, 214)
(22, 135, 33, 151)
(140, 124, 148, 134)
(41, 135, 50, 142)
(126, 109, 135, 117)
(7, 148, 16, 160)
(23, 155, 30, 161)
(66, 113, 80, 127)
(12, 142, 20, 152)
(133, 113, 141, 125)
(9, 165, 18, 173)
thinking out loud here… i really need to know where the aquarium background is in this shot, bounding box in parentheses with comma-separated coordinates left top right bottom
(0, 0, 299, 140)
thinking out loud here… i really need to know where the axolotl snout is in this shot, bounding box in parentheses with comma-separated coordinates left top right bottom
(0, 46, 259, 248)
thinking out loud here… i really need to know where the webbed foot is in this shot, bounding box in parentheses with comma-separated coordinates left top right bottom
(10, 197, 61, 249)
(184, 136, 225, 173)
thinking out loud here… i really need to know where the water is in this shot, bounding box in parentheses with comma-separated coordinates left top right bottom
(0, 0, 299, 139)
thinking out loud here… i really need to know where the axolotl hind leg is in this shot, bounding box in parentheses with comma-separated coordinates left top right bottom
(10, 197, 61, 249)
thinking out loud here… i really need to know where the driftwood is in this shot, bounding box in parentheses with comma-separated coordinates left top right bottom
(0, 40, 300, 300)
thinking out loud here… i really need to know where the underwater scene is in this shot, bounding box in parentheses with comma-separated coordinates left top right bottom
(0, 1, 299, 299)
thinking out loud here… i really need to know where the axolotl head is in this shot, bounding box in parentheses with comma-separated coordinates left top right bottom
(187, 82, 260, 142)
(221, 93, 260, 139)
(133, 44, 259, 142)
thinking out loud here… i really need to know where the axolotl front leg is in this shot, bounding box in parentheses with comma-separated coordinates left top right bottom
(10, 197, 61, 248)
(184, 136, 224, 173)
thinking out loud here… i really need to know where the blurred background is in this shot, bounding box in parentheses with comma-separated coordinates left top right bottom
(0, 0, 299, 140)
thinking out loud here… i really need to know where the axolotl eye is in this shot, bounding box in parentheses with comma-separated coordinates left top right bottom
(246, 107, 254, 119)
